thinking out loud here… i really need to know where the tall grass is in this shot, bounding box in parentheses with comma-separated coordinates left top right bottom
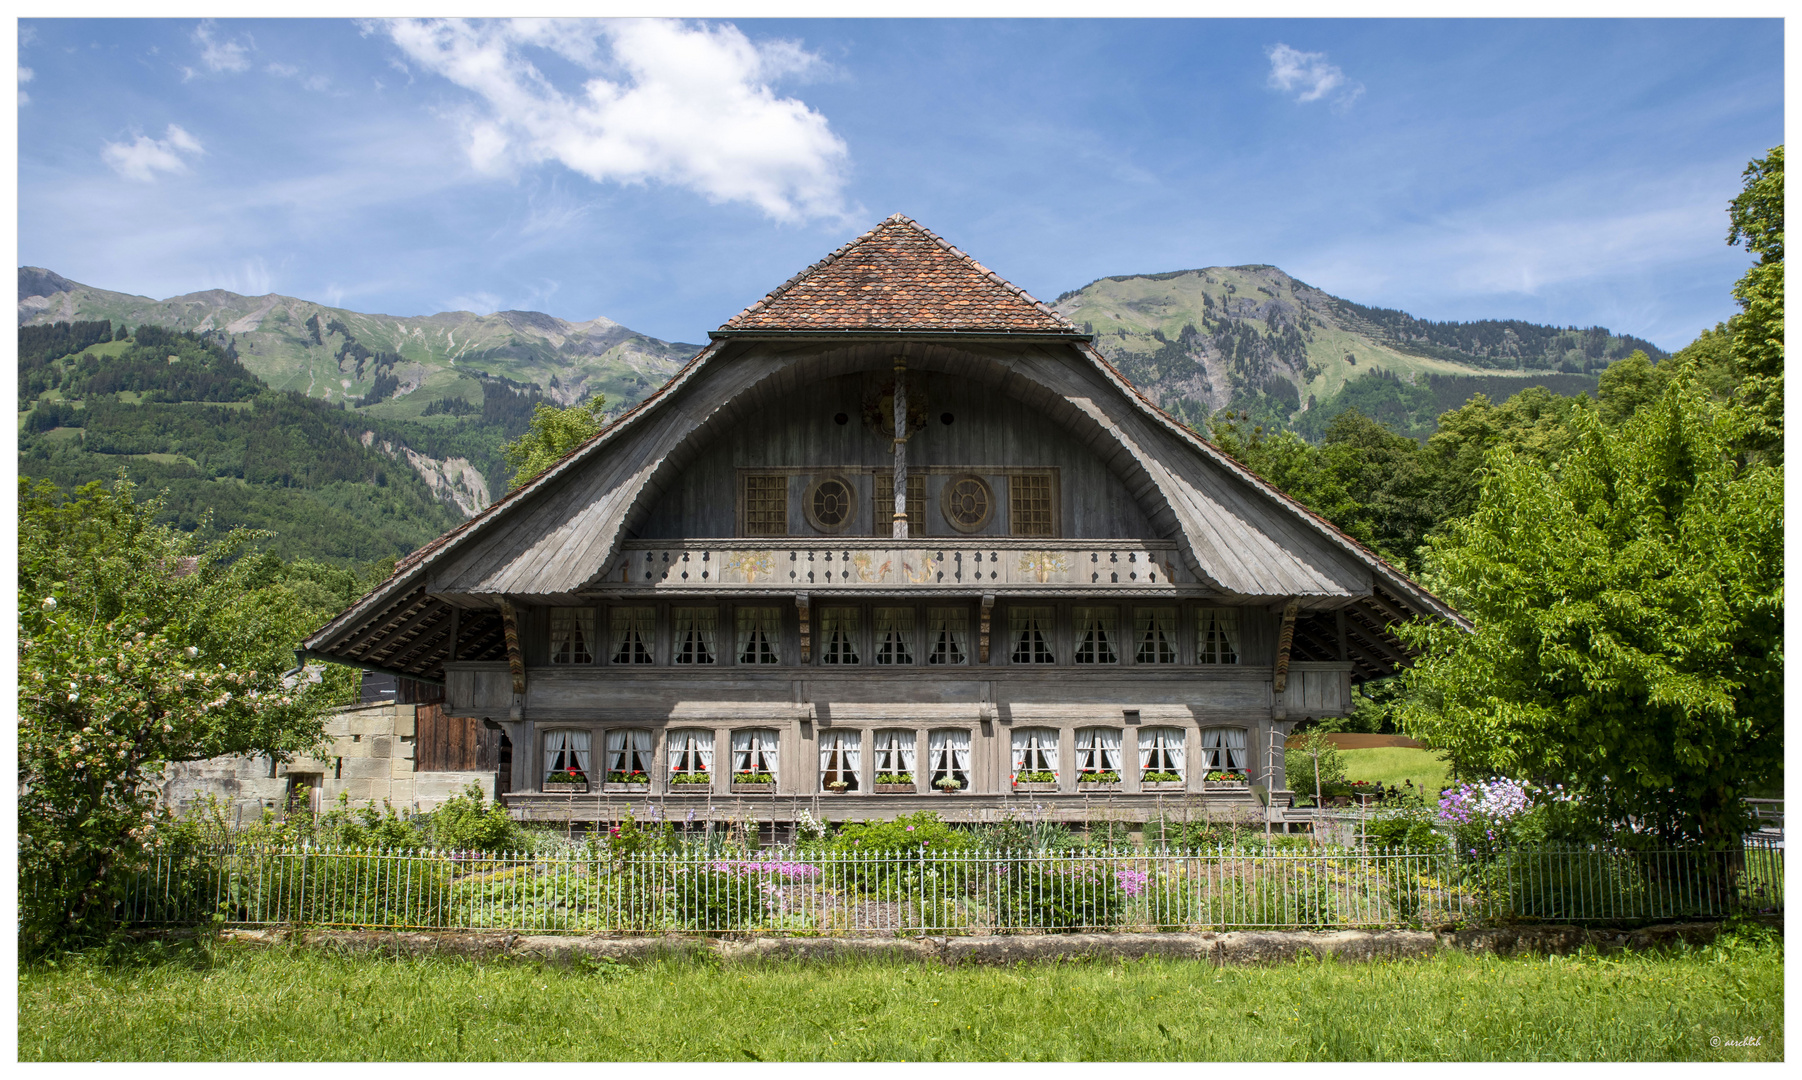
(1338, 747, 1452, 794)
(18, 934, 1782, 1061)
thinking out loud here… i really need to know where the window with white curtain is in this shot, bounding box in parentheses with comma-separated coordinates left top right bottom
(604, 729, 653, 781)
(1197, 608, 1241, 664)
(1200, 727, 1248, 772)
(1139, 727, 1186, 780)
(1010, 727, 1059, 781)
(1009, 606, 1056, 664)
(736, 607, 782, 664)
(549, 608, 594, 665)
(928, 729, 972, 790)
(1074, 727, 1123, 776)
(1134, 607, 1178, 664)
(672, 607, 717, 665)
(731, 728, 780, 779)
(871, 729, 916, 782)
(1073, 607, 1119, 664)
(667, 729, 714, 785)
(925, 607, 968, 665)
(610, 606, 656, 664)
(873, 608, 915, 665)
(818, 730, 861, 791)
(542, 729, 592, 783)
(820, 607, 861, 664)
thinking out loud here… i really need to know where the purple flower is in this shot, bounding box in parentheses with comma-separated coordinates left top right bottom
(1115, 869, 1150, 898)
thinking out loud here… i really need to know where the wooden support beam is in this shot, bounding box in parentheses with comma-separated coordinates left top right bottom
(447, 605, 460, 664)
(363, 601, 449, 665)
(500, 600, 526, 696)
(979, 594, 996, 664)
(1272, 599, 1299, 694)
(1345, 611, 1410, 667)
(796, 594, 811, 664)
(1336, 609, 1349, 663)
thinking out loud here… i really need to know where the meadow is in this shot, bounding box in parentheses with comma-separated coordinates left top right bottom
(1338, 747, 1453, 796)
(18, 932, 1781, 1062)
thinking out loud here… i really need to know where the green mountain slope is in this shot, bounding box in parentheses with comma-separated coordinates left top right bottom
(1052, 265, 1664, 436)
(18, 267, 700, 420)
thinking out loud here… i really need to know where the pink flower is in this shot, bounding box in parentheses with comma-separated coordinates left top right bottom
(906, 825, 915, 832)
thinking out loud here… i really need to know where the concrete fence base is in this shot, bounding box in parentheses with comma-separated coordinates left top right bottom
(202, 920, 1766, 966)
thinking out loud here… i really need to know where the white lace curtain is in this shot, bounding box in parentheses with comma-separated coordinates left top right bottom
(820, 607, 860, 664)
(543, 729, 592, 777)
(926, 607, 968, 665)
(732, 729, 780, 775)
(929, 729, 971, 779)
(1201, 727, 1248, 770)
(1010, 727, 1058, 775)
(549, 608, 594, 665)
(873, 608, 915, 665)
(818, 731, 860, 783)
(1138, 727, 1186, 775)
(1073, 607, 1119, 664)
(673, 607, 717, 664)
(736, 607, 781, 664)
(1134, 607, 1177, 664)
(611, 606, 655, 664)
(667, 729, 714, 775)
(873, 729, 915, 774)
(1076, 727, 1122, 771)
(605, 729, 652, 773)
(1198, 608, 1242, 663)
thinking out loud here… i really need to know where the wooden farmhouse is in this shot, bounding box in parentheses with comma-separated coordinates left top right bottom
(304, 215, 1464, 826)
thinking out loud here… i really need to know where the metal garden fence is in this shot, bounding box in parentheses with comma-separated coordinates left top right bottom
(114, 838, 1781, 935)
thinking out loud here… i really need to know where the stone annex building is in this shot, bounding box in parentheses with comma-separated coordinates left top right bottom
(301, 216, 1464, 826)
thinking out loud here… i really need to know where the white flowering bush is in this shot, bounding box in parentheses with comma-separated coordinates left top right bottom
(18, 477, 348, 954)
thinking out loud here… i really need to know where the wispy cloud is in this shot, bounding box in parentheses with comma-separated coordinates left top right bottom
(19, 65, 33, 105)
(266, 62, 298, 77)
(1266, 43, 1363, 108)
(184, 20, 252, 80)
(101, 124, 205, 182)
(381, 17, 852, 223)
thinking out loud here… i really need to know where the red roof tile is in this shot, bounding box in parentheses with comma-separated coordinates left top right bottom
(719, 214, 1078, 334)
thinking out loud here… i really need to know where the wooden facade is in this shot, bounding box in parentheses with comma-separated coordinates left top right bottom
(303, 216, 1464, 822)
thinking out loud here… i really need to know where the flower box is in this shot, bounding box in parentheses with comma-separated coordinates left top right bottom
(1012, 782, 1060, 794)
(602, 783, 649, 794)
(668, 774, 713, 790)
(1076, 782, 1121, 792)
(543, 780, 589, 794)
(731, 773, 776, 795)
(1141, 781, 1187, 793)
(874, 783, 916, 794)
(1201, 781, 1250, 793)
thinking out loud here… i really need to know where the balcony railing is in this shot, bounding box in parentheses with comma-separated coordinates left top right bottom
(598, 539, 1184, 593)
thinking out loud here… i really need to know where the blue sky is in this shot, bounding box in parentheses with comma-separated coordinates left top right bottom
(16, 17, 1784, 351)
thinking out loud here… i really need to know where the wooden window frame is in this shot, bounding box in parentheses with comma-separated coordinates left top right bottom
(737, 470, 791, 537)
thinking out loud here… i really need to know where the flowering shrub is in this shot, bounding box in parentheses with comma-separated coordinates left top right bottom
(1114, 868, 1150, 897)
(605, 770, 648, 784)
(1437, 777, 1595, 855)
(710, 860, 822, 880)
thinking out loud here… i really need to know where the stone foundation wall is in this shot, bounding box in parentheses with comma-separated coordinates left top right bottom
(159, 702, 499, 820)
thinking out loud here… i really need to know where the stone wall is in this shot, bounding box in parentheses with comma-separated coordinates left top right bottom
(159, 702, 498, 822)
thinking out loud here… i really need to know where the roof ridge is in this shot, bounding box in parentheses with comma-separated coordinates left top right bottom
(894, 214, 1076, 331)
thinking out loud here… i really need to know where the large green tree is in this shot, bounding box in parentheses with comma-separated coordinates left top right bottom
(1725, 144, 1783, 456)
(1396, 378, 1782, 848)
(17, 477, 351, 953)
(501, 396, 610, 490)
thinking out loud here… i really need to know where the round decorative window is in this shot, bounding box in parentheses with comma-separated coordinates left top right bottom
(941, 475, 993, 533)
(806, 476, 855, 532)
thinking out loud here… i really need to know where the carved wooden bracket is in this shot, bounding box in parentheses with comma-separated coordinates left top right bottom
(500, 599, 525, 696)
(1272, 599, 1299, 695)
(796, 594, 811, 664)
(979, 593, 995, 664)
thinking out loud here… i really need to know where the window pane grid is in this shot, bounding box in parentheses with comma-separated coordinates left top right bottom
(672, 607, 717, 665)
(1009, 474, 1054, 536)
(736, 607, 782, 664)
(549, 607, 594, 665)
(874, 607, 915, 665)
(609, 606, 655, 664)
(1073, 606, 1118, 664)
(1134, 606, 1178, 664)
(1010, 606, 1056, 664)
(1198, 607, 1240, 664)
(820, 607, 861, 665)
(742, 474, 788, 536)
(872, 474, 925, 535)
(926, 607, 968, 665)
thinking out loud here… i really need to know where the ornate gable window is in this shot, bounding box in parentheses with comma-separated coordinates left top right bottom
(1197, 608, 1241, 664)
(1073, 606, 1119, 664)
(1134, 607, 1178, 664)
(1009, 606, 1056, 664)
(609, 606, 655, 664)
(806, 476, 856, 532)
(873, 607, 915, 665)
(820, 607, 861, 664)
(672, 607, 717, 665)
(925, 607, 968, 665)
(942, 475, 993, 533)
(736, 606, 782, 664)
(548, 607, 594, 665)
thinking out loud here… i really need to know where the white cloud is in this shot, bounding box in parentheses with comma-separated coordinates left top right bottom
(185, 20, 252, 80)
(101, 124, 205, 182)
(19, 65, 31, 105)
(1266, 43, 1363, 107)
(382, 17, 851, 223)
(267, 62, 299, 77)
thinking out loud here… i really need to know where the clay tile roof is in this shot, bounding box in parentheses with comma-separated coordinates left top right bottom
(719, 214, 1079, 334)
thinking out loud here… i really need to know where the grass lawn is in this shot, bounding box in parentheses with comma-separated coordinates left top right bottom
(1338, 747, 1453, 796)
(18, 935, 1781, 1061)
